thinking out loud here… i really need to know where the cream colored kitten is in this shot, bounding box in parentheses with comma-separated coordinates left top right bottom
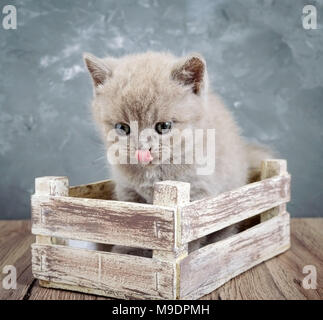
(83, 51, 273, 252)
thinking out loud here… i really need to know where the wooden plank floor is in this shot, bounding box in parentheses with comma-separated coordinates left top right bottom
(0, 219, 322, 300)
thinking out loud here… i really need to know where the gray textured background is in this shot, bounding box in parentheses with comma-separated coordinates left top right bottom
(0, 0, 322, 219)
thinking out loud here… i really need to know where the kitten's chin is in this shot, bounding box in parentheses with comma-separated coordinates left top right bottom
(121, 161, 156, 169)
(139, 161, 155, 168)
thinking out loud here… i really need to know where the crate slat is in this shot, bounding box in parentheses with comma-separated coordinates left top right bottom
(32, 195, 175, 250)
(69, 179, 116, 200)
(179, 212, 290, 299)
(32, 244, 175, 299)
(180, 174, 290, 244)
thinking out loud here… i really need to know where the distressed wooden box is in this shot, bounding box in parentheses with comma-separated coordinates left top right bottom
(31, 159, 291, 300)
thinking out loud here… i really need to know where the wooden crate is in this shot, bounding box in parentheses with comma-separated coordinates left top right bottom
(31, 159, 291, 300)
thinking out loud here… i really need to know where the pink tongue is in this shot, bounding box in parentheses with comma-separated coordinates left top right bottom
(135, 150, 153, 163)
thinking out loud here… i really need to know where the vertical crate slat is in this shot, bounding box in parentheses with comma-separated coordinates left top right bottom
(34, 176, 70, 246)
(152, 181, 191, 299)
(35, 176, 69, 197)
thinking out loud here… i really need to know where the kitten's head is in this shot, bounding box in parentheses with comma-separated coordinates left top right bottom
(84, 51, 209, 168)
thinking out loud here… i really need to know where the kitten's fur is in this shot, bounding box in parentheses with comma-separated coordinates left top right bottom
(83, 51, 273, 253)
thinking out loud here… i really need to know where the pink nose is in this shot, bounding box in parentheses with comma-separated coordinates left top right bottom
(135, 150, 153, 163)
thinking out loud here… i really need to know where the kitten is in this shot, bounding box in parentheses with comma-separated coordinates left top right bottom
(83, 51, 273, 252)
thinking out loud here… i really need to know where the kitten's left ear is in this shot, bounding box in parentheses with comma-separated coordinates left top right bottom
(83, 52, 113, 89)
(171, 53, 208, 95)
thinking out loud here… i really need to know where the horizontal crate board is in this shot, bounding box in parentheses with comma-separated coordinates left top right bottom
(32, 195, 175, 250)
(180, 174, 290, 243)
(179, 212, 290, 299)
(32, 244, 175, 299)
(69, 179, 116, 200)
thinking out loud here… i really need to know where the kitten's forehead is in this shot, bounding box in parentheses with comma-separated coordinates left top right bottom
(107, 83, 167, 127)
(102, 53, 183, 126)
(118, 88, 160, 126)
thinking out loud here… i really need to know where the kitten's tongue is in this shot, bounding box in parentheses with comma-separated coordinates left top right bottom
(135, 150, 153, 163)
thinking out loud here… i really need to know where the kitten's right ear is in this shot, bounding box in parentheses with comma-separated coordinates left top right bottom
(171, 53, 208, 96)
(83, 53, 112, 89)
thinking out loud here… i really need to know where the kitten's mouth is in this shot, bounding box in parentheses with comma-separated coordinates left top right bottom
(135, 149, 154, 164)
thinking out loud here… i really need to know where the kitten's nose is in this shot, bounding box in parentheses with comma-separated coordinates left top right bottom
(135, 149, 153, 163)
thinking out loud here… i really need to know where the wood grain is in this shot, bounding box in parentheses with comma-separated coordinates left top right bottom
(35, 176, 69, 196)
(0, 220, 35, 300)
(180, 213, 290, 299)
(1, 219, 321, 300)
(180, 174, 290, 244)
(152, 181, 190, 299)
(30, 280, 108, 300)
(28, 280, 100, 300)
(260, 159, 287, 222)
(69, 179, 116, 200)
(31, 194, 176, 250)
(153, 180, 190, 256)
(203, 218, 322, 300)
(31, 243, 174, 299)
(153, 180, 190, 207)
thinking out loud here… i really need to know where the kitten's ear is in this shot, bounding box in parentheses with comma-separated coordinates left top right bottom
(171, 53, 208, 95)
(83, 52, 113, 89)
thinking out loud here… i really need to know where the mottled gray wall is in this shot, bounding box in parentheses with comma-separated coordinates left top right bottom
(0, 0, 322, 219)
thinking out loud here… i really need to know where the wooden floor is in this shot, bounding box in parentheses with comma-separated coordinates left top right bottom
(0, 219, 322, 300)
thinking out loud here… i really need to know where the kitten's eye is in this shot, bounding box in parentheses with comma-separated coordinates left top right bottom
(115, 123, 130, 136)
(155, 121, 172, 134)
